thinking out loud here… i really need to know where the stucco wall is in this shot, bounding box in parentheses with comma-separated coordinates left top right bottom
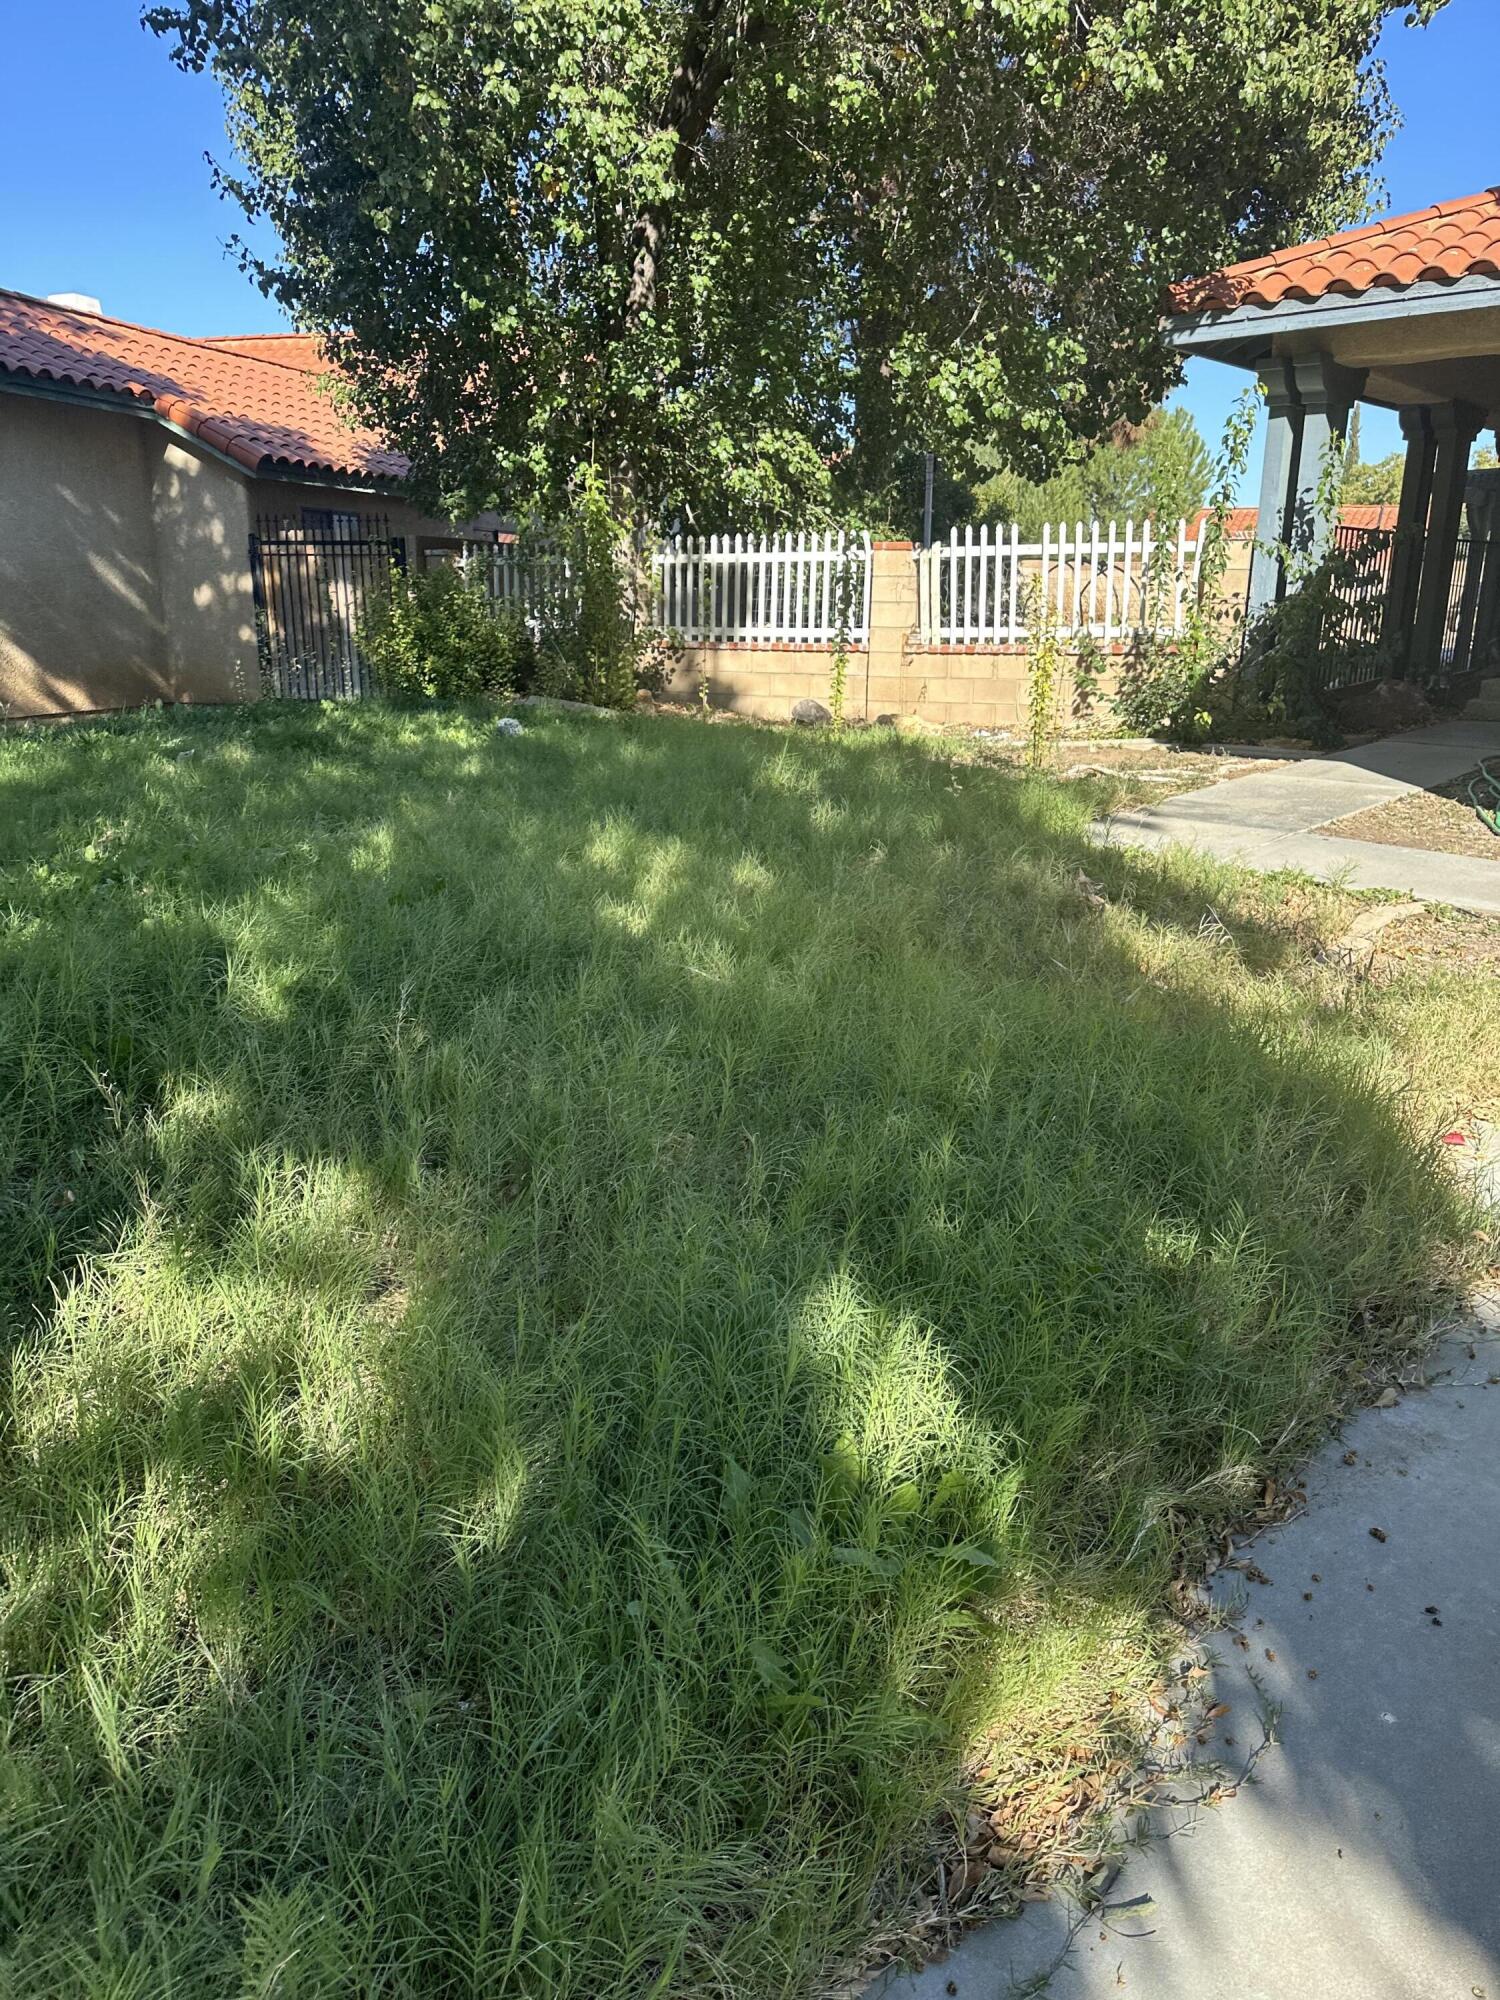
(0, 393, 260, 718)
(152, 438, 259, 704)
(0, 396, 168, 716)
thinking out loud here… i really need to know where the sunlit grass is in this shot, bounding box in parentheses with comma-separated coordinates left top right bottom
(0, 701, 1479, 1996)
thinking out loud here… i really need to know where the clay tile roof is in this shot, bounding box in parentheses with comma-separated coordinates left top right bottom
(0, 289, 407, 482)
(200, 331, 328, 372)
(1169, 188, 1500, 316)
(1189, 504, 1399, 537)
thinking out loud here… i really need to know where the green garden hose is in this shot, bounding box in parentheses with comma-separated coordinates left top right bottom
(1467, 759, 1500, 839)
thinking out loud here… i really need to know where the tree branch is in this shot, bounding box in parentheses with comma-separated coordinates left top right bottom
(623, 0, 762, 330)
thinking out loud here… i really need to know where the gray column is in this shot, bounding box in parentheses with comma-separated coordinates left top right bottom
(1410, 401, 1485, 678)
(1246, 360, 1303, 624)
(1380, 407, 1436, 661)
(1449, 466, 1500, 675)
(1285, 356, 1366, 570)
(1466, 456, 1500, 676)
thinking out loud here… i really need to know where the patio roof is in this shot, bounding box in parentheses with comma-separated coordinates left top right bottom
(1165, 190, 1500, 419)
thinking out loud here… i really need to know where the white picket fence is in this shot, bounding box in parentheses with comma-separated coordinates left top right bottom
(439, 530, 873, 644)
(653, 531, 872, 644)
(915, 519, 1207, 646)
(436, 518, 1209, 651)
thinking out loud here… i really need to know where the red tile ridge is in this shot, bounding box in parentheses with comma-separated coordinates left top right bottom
(1169, 188, 1500, 316)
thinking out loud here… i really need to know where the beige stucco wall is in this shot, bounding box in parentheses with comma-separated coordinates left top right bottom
(0, 394, 260, 718)
(152, 439, 258, 704)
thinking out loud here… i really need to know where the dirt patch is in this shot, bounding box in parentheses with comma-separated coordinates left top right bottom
(1317, 767, 1500, 862)
(1369, 905, 1500, 978)
(956, 741, 1286, 807)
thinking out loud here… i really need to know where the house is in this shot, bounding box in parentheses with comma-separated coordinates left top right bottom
(0, 289, 500, 718)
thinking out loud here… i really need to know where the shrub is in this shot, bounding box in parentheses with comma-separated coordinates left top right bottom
(533, 470, 675, 708)
(358, 563, 532, 702)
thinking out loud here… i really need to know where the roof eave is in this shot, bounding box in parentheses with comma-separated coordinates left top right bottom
(1165, 269, 1500, 359)
(0, 366, 407, 492)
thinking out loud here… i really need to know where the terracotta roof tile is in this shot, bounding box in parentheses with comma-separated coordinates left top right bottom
(200, 332, 328, 371)
(1190, 504, 1399, 537)
(0, 289, 406, 482)
(1170, 189, 1500, 315)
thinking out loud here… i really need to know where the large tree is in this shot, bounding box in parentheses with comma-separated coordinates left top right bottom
(971, 407, 1215, 538)
(152, 0, 1445, 529)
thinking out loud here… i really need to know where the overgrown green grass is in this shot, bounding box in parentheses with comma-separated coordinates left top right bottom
(0, 703, 1476, 1996)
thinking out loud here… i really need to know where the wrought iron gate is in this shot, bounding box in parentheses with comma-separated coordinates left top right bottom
(249, 514, 406, 699)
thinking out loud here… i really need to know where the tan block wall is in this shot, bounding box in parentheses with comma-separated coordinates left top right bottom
(0, 395, 260, 718)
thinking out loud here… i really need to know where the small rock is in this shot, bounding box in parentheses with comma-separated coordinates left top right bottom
(893, 713, 944, 736)
(1374, 1387, 1399, 1408)
(790, 697, 832, 725)
(495, 716, 525, 736)
(1369, 1526, 1388, 1543)
(633, 687, 656, 707)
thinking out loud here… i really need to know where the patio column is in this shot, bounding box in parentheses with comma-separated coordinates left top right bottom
(1449, 463, 1499, 674)
(1410, 400, 1485, 676)
(1246, 360, 1303, 623)
(1380, 406, 1436, 661)
(1285, 356, 1365, 568)
(1463, 458, 1500, 677)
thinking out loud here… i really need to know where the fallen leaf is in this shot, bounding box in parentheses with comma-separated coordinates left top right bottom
(1374, 1388, 1399, 1409)
(1369, 1526, 1387, 1542)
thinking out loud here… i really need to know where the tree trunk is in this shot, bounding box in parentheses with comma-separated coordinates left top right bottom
(621, 0, 762, 335)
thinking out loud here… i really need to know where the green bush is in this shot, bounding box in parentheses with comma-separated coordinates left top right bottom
(533, 470, 674, 708)
(358, 563, 533, 701)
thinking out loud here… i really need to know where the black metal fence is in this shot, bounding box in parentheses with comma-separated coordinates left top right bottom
(1320, 524, 1396, 670)
(249, 515, 405, 699)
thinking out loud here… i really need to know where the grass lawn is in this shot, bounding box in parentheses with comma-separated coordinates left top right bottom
(0, 702, 1485, 1997)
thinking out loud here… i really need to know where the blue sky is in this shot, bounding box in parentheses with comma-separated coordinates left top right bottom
(2, 1, 1497, 497)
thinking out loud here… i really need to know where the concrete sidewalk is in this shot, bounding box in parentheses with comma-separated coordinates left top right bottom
(876, 1296, 1500, 2000)
(1098, 720, 1500, 914)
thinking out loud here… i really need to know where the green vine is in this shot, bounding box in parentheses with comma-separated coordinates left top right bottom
(827, 544, 858, 730)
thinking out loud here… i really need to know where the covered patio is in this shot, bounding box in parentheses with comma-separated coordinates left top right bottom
(1165, 190, 1500, 691)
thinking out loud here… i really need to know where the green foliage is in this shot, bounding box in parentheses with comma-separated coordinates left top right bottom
(826, 549, 859, 728)
(358, 561, 531, 700)
(1341, 450, 1405, 508)
(0, 702, 1473, 1995)
(150, 0, 1441, 530)
(1113, 389, 1259, 736)
(974, 409, 1214, 537)
(1022, 580, 1064, 768)
(533, 471, 674, 707)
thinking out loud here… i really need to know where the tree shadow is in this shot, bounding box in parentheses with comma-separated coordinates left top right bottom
(0, 703, 1478, 1995)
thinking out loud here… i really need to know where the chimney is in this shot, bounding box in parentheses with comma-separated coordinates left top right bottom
(46, 292, 103, 315)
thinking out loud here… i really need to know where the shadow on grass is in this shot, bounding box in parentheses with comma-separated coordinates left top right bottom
(0, 702, 1478, 1996)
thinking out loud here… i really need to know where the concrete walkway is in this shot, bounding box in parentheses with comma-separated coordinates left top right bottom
(1098, 719, 1500, 914)
(877, 1296, 1500, 2000)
